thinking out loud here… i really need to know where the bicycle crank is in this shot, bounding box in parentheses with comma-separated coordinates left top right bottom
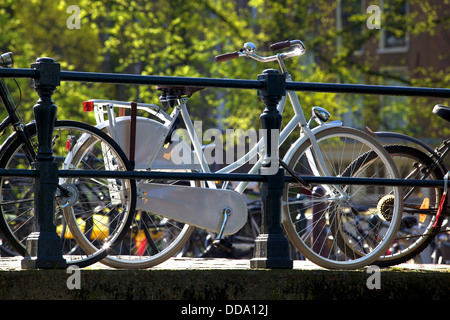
(56, 183, 80, 208)
(212, 208, 234, 253)
(136, 183, 248, 235)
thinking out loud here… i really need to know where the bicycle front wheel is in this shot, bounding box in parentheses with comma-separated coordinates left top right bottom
(0, 120, 136, 268)
(282, 127, 402, 269)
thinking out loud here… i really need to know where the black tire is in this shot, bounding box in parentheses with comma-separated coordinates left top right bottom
(377, 145, 445, 266)
(337, 144, 445, 267)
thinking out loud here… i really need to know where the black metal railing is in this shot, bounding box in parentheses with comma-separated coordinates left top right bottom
(0, 57, 450, 269)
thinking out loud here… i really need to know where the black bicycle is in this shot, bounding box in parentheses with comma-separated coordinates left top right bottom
(0, 52, 136, 267)
(337, 105, 450, 267)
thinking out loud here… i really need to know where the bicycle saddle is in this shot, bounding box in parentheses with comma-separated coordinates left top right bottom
(155, 85, 204, 97)
(156, 85, 204, 108)
(433, 104, 450, 122)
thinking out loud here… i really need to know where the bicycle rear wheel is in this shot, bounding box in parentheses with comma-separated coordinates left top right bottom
(373, 145, 445, 266)
(0, 120, 136, 268)
(282, 127, 402, 269)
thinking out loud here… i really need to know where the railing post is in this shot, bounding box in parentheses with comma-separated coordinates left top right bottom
(21, 57, 66, 269)
(250, 69, 293, 269)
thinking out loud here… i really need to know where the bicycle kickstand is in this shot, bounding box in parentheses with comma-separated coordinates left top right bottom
(279, 159, 311, 189)
(213, 208, 233, 253)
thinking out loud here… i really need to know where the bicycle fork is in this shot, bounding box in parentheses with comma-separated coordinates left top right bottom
(302, 125, 349, 199)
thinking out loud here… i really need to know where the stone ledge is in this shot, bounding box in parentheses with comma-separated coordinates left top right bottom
(0, 257, 448, 300)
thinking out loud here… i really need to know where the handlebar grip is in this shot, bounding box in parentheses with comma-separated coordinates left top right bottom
(270, 40, 291, 51)
(215, 51, 239, 63)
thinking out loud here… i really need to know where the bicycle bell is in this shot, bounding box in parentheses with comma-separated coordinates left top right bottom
(243, 42, 256, 53)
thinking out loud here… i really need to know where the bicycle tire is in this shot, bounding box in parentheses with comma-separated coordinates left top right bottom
(282, 126, 403, 269)
(0, 120, 136, 268)
(350, 145, 445, 267)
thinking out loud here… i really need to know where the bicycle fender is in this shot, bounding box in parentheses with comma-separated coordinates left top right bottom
(282, 121, 342, 164)
(96, 117, 202, 170)
(375, 131, 438, 155)
(136, 183, 248, 235)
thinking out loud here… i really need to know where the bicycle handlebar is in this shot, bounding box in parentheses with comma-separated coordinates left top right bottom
(215, 40, 306, 63)
(269, 40, 292, 51)
(215, 51, 240, 63)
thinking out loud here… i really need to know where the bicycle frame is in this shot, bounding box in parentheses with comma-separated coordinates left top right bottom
(88, 79, 344, 194)
(176, 79, 346, 201)
(0, 79, 36, 163)
(87, 61, 346, 199)
(215, 75, 343, 195)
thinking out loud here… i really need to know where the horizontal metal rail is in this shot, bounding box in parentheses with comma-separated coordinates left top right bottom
(60, 71, 265, 90)
(0, 168, 445, 188)
(0, 169, 37, 177)
(285, 82, 450, 98)
(55, 170, 450, 187)
(0, 68, 36, 79)
(60, 71, 450, 98)
(1, 68, 450, 97)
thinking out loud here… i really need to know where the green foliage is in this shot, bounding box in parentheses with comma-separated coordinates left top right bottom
(0, 0, 449, 141)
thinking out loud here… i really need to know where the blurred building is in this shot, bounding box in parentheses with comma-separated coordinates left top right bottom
(334, 0, 450, 134)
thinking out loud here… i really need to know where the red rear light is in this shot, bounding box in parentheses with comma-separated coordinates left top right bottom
(83, 101, 94, 112)
(66, 135, 74, 151)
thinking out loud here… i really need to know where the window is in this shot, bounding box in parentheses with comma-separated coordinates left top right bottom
(337, 0, 364, 54)
(378, 0, 409, 53)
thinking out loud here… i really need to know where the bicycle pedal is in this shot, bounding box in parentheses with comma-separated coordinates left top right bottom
(213, 238, 233, 253)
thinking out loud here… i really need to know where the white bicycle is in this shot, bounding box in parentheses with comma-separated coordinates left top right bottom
(67, 40, 403, 269)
